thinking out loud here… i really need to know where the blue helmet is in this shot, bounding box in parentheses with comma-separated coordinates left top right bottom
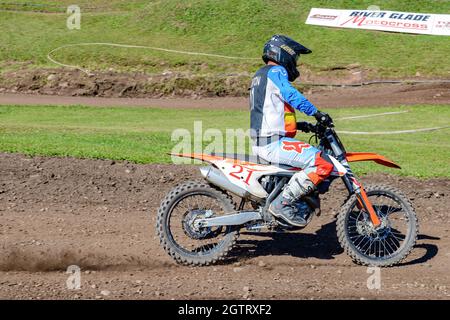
(262, 34, 311, 82)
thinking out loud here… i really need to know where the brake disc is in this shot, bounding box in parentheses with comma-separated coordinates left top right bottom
(374, 215, 391, 240)
(356, 219, 376, 237)
(356, 215, 390, 239)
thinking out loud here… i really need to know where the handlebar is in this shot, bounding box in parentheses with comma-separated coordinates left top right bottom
(296, 121, 317, 133)
(297, 121, 333, 134)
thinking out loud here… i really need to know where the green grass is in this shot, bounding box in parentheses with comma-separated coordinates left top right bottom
(0, 104, 449, 178)
(1, 0, 449, 77)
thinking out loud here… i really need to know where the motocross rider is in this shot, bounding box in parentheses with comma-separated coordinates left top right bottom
(250, 34, 334, 227)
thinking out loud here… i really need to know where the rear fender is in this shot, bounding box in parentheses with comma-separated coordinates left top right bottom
(169, 153, 292, 199)
(169, 152, 224, 164)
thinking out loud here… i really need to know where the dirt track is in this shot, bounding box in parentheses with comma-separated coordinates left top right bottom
(1, 82, 449, 109)
(0, 153, 449, 300)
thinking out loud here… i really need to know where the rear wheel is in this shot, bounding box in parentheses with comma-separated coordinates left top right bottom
(337, 185, 418, 267)
(156, 181, 239, 266)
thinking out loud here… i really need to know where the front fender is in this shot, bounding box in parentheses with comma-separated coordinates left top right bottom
(346, 152, 401, 169)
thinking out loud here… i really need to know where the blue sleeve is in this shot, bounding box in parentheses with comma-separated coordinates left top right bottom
(267, 66, 318, 116)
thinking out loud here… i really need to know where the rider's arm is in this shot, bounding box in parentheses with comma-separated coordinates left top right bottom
(267, 65, 318, 116)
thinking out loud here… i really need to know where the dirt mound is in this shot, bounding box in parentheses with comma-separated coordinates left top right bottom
(1, 66, 449, 107)
(0, 152, 449, 299)
(0, 67, 250, 98)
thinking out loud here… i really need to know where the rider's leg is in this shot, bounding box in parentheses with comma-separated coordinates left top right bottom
(253, 137, 333, 226)
(282, 151, 334, 201)
(271, 151, 333, 226)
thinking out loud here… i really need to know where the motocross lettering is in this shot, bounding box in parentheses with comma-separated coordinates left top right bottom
(281, 141, 312, 154)
(229, 165, 255, 186)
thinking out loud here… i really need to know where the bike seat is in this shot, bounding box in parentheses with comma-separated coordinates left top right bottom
(210, 153, 298, 170)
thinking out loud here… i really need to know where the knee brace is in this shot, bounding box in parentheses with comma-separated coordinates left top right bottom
(307, 152, 334, 185)
(282, 171, 315, 201)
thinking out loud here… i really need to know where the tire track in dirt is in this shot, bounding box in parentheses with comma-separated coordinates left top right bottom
(0, 247, 177, 272)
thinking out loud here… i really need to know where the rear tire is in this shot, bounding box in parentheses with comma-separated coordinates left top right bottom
(337, 185, 418, 267)
(156, 181, 239, 266)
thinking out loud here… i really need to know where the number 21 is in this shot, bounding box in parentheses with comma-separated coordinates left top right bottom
(229, 165, 254, 185)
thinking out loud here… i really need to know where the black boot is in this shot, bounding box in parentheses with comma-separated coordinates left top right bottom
(268, 192, 307, 227)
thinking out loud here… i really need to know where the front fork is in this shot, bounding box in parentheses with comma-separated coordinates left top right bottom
(341, 165, 381, 228)
(322, 128, 381, 227)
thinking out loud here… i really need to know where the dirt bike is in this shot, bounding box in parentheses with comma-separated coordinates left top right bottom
(156, 120, 418, 267)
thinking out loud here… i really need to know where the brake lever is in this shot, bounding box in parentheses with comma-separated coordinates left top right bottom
(316, 121, 334, 130)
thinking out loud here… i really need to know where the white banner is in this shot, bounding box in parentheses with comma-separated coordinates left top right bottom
(306, 8, 450, 36)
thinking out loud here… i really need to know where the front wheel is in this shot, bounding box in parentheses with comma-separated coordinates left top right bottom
(337, 185, 418, 267)
(156, 181, 239, 266)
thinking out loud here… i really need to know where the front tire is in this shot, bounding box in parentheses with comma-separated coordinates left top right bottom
(156, 181, 239, 266)
(337, 185, 418, 267)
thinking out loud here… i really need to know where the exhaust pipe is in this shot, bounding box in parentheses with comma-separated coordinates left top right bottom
(200, 166, 250, 198)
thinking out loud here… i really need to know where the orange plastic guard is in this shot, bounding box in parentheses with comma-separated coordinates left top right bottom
(346, 152, 401, 169)
(168, 153, 224, 163)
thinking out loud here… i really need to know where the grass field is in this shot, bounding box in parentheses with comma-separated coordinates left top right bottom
(0, 104, 449, 178)
(1, 0, 449, 78)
